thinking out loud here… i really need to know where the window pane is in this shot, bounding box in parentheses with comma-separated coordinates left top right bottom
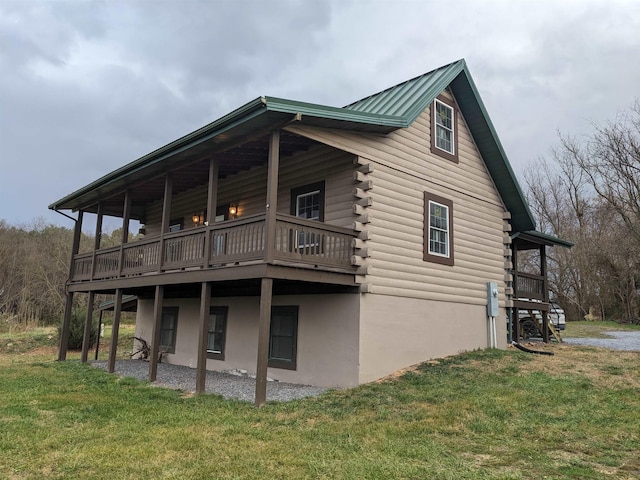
(434, 100, 454, 154)
(429, 201, 449, 257)
(159, 308, 178, 352)
(207, 309, 227, 355)
(436, 102, 452, 129)
(269, 307, 297, 367)
(296, 191, 320, 220)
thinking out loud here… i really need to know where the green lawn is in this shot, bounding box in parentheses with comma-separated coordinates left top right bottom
(564, 320, 640, 339)
(0, 327, 639, 479)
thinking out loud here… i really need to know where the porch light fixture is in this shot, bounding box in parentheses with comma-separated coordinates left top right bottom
(229, 204, 237, 218)
(192, 213, 205, 227)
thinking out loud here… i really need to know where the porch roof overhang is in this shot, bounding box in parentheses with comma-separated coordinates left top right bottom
(48, 96, 403, 219)
(511, 230, 574, 250)
(49, 59, 538, 233)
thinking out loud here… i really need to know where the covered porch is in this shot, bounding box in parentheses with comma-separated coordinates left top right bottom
(510, 231, 573, 343)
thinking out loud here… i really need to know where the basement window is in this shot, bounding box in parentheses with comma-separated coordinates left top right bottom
(268, 306, 298, 370)
(207, 306, 228, 360)
(159, 307, 179, 354)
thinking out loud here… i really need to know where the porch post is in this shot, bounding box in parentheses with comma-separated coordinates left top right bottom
(107, 289, 123, 373)
(264, 130, 280, 264)
(159, 174, 173, 272)
(80, 292, 95, 363)
(255, 277, 273, 407)
(118, 190, 131, 276)
(149, 285, 164, 382)
(90, 202, 103, 281)
(540, 245, 550, 343)
(203, 159, 219, 268)
(511, 240, 520, 341)
(196, 282, 212, 393)
(58, 210, 84, 361)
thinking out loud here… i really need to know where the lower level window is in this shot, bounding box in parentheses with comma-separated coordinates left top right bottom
(207, 307, 228, 360)
(268, 306, 298, 370)
(160, 307, 179, 354)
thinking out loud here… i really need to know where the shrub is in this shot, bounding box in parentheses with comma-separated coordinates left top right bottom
(57, 308, 99, 350)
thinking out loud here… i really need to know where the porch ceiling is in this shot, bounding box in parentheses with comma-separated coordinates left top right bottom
(80, 131, 316, 220)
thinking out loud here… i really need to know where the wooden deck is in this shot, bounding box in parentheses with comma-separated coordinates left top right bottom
(70, 213, 357, 284)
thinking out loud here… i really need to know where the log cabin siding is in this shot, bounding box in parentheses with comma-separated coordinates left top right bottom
(143, 145, 357, 236)
(288, 91, 507, 306)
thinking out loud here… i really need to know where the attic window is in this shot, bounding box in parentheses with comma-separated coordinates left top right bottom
(430, 97, 459, 163)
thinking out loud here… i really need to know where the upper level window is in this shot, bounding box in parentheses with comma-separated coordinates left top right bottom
(168, 219, 183, 232)
(435, 100, 454, 153)
(424, 192, 454, 266)
(291, 181, 325, 221)
(430, 97, 459, 163)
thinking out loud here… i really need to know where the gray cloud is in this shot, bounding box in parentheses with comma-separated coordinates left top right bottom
(1, 0, 639, 228)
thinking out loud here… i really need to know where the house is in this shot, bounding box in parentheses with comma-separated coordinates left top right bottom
(50, 59, 571, 405)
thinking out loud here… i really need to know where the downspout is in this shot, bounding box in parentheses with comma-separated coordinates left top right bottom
(53, 209, 79, 226)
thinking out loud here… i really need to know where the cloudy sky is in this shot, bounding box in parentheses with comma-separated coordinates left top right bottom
(1, 0, 639, 229)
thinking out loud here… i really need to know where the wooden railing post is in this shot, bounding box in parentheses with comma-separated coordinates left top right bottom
(118, 191, 131, 277)
(264, 130, 280, 264)
(158, 174, 173, 273)
(204, 159, 219, 268)
(90, 202, 103, 281)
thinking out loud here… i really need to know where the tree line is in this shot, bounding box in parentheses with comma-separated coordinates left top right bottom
(525, 101, 640, 323)
(1, 102, 638, 326)
(0, 220, 128, 325)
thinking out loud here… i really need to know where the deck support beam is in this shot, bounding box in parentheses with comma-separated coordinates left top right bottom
(107, 289, 123, 373)
(196, 282, 212, 394)
(81, 292, 95, 362)
(149, 285, 164, 382)
(255, 277, 273, 407)
(58, 210, 84, 361)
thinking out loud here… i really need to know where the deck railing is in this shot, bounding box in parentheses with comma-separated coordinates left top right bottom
(70, 214, 356, 282)
(514, 271, 546, 301)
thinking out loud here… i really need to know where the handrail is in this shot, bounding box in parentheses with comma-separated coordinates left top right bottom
(70, 214, 356, 282)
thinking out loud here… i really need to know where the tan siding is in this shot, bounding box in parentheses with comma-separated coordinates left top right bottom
(287, 92, 507, 306)
(143, 145, 356, 235)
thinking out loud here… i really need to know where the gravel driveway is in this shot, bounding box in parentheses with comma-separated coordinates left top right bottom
(563, 330, 640, 351)
(93, 360, 328, 403)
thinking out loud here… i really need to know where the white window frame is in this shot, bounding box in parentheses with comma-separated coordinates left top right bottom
(434, 99, 455, 155)
(428, 200, 450, 258)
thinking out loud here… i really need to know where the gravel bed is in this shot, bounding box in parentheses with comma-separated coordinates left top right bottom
(563, 330, 640, 351)
(92, 360, 328, 403)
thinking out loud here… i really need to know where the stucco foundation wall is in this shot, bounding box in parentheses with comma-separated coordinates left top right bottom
(358, 293, 507, 384)
(135, 293, 360, 388)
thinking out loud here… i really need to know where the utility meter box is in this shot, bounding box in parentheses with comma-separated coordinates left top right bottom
(486, 281, 499, 317)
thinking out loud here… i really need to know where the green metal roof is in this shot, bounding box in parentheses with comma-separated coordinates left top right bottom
(344, 59, 536, 232)
(512, 231, 574, 249)
(50, 58, 538, 233)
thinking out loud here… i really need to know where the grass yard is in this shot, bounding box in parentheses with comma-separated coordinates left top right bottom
(564, 320, 640, 339)
(0, 325, 639, 479)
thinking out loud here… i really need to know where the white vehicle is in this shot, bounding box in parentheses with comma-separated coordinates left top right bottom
(519, 303, 566, 339)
